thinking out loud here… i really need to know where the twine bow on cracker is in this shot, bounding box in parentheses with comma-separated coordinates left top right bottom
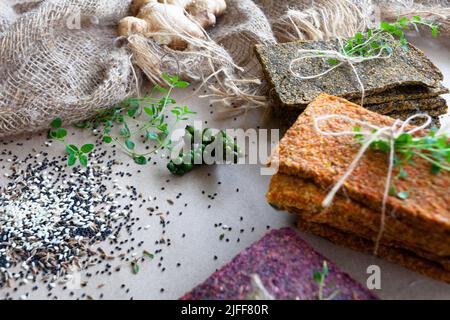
(289, 37, 392, 107)
(313, 113, 432, 254)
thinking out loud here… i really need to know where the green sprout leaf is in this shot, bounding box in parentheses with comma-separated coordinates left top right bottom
(398, 168, 408, 179)
(162, 73, 184, 88)
(147, 132, 159, 140)
(396, 133, 413, 146)
(143, 251, 154, 259)
(372, 140, 390, 153)
(66, 145, 79, 155)
(55, 128, 67, 139)
(162, 72, 175, 83)
(80, 144, 94, 154)
(120, 125, 131, 138)
(431, 164, 441, 175)
(327, 58, 340, 66)
(322, 261, 329, 276)
(431, 26, 439, 38)
(313, 271, 323, 283)
(131, 261, 140, 275)
(134, 156, 147, 165)
(175, 80, 190, 88)
(50, 118, 62, 129)
(144, 106, 155, 117)
(125, 140, 135, 150)
(67, 154, 77, 167)
(154, 84, 167, 93)
(397, 191, 410, 200)
(127, 103, 139, 117)
(79, 154, 88, 167)
(389, 185, 396, 196)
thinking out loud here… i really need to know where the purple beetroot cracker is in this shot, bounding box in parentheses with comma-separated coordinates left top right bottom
(181, 228, 378, 300)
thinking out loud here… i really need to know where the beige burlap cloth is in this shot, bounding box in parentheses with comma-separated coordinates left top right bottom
(0, 0, 448, 137)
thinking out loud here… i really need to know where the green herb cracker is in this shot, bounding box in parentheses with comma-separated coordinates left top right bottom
(256, 40, 445, 110)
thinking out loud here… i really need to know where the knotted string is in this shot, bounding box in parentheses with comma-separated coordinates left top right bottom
(289, 37, 392, 107)
(313, 113, 432, 254)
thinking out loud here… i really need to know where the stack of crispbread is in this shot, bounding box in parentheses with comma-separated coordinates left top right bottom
(256, 40, 449, 125)
(266, 94, 450, 283)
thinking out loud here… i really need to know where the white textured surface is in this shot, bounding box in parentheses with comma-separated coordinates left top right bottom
(0, 36, 449, 300)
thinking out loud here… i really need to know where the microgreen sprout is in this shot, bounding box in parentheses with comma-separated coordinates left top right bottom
(312, 261, 340, 300)
(77, 73, 195, 165)
(131, 260, 140, 275)
(49, 118, 95, 167)
(130, 250, 155, 275)
(50, 73, 196, 167)
(354, 125, 450, 199)
(327, 16, 440, 66)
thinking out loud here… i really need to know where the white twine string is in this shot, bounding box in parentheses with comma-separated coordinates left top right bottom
(128, 54, 141, 98)
(289, 38, 392, 107)
(314, 113, 432, 254)
(249, 274, 275, 300)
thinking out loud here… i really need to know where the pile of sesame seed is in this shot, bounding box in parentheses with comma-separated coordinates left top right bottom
(0, 112, 271, 299)
(0, 153, 129, 287)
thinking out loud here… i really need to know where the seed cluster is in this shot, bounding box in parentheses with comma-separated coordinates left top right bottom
(0, 151, 130, 287)
(0, 109, 270, 299)
(0, 134, 185, 299)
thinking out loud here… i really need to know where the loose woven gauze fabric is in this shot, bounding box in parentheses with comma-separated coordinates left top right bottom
(0, 0, 137, 138)
(124, 0, 376, 116)
(0, 0, 448, 138)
